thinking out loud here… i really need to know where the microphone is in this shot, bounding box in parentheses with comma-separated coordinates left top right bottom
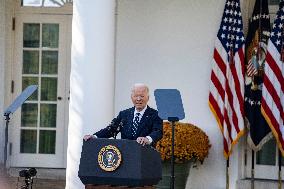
(107, 118, 117, 131)
(117, 119, 124, 132)
(114, 119, 124, 139)
(110, 118, 117, 125)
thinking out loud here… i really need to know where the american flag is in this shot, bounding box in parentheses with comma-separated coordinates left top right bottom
(261, 0, 284, 155)
(209, 0, 245, 158)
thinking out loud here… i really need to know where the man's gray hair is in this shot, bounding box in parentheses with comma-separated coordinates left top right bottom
(131, 83, 149, 95)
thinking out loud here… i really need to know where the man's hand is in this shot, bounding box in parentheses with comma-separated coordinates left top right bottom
(83, 135, 95, 141)
(136, 137, 150, 146)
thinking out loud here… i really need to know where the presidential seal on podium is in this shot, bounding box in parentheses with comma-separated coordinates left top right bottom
(98, 145, 122, 172)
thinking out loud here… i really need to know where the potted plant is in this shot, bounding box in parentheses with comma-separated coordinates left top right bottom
(156, 122, 211, 189)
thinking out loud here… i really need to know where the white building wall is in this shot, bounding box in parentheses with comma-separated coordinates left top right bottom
(2, 0, 16, 168)
(115, 0, 249, 188)
(0, 0, 5, 165)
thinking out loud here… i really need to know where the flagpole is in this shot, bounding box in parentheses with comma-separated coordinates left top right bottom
(251, 150, 255, 189)
(278, 150, 282, 189)
(226, 158, 229, 189)
(258, 0, 262, 60)
(226, 2, 235, 188)
(251, 3, 261, 187)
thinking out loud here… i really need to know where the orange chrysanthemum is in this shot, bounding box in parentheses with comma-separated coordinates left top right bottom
(156, 122, 211, 163)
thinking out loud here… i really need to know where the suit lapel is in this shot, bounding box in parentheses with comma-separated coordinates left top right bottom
(125, 107, 135, 138)
(129, 107, 135, 123)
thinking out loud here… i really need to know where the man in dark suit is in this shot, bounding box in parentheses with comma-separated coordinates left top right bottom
(84, 83, 163, 146)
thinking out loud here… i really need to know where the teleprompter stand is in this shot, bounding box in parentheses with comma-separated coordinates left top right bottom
(154, 89, 185, 189)
(3, 85, 38, 169)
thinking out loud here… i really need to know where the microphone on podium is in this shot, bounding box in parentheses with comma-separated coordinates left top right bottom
(114, 119, 124, 139)
(106, 118, 117, 130)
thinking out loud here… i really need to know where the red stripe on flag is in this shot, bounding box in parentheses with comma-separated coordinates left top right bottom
(223, 108, 233, 142)
(231, 51, 245, 116)
(266, 52, 284, 93)
(263, 74, 284, 121)
(238, 48, 245, 78)
(214, 49, 226, 74)
(211, 72, 225, 100)
(261, 98, 284, 147)
(232, 75, 244, 118)
(209, 93, 224, 127)
(225, 76, 240, 133)
(223, 137, 229, 156)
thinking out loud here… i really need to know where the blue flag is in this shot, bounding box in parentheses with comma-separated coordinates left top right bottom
(245, 0, 272, 151)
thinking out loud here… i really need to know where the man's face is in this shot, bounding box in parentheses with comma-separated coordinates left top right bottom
(131, 87, 149, 111)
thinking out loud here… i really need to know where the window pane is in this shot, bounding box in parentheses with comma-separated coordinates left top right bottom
(41, 77, 57, 101)
(256, 139, 276, 165)
(40, 104, 56, 128)
(42, 24, 59, 48)
(39, 130, 56, 154)
(269, 0, 280, 5)
(22, 77, 38, 100)
(20, 130, 37, 153)
(23, 24, 40, 48)
(21, 0, 72, 7)
(42, 51, 58, 74)
(21, 103, 38, 127)
(23, 50, 39, 74)
(43, 0, 63, 7)
(21, 0, 42, 7)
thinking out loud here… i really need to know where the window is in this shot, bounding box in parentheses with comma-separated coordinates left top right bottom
(21, 23, 59, 154)
(21, 0, 73, 7)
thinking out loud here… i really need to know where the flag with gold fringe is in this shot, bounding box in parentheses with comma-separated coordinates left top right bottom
(245, 0, 272, 151)
(261, 0, 284, 156)
(209, 0, 245, 158)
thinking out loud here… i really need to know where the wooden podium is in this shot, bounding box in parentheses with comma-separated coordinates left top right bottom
(78, 138, 162, 188)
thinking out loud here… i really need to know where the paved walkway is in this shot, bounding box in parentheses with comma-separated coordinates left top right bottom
(0, 166, 65, 189)
(0, 167, 156, 189)
(0, 175, 65, 189)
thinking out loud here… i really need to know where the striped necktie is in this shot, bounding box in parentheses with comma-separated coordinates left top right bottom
(131, 112, 140, 136)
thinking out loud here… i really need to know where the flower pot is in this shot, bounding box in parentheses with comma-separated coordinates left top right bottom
(155, 161, 191, 189)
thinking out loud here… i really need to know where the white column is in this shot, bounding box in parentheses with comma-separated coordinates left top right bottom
(66, 0, 116, 188)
